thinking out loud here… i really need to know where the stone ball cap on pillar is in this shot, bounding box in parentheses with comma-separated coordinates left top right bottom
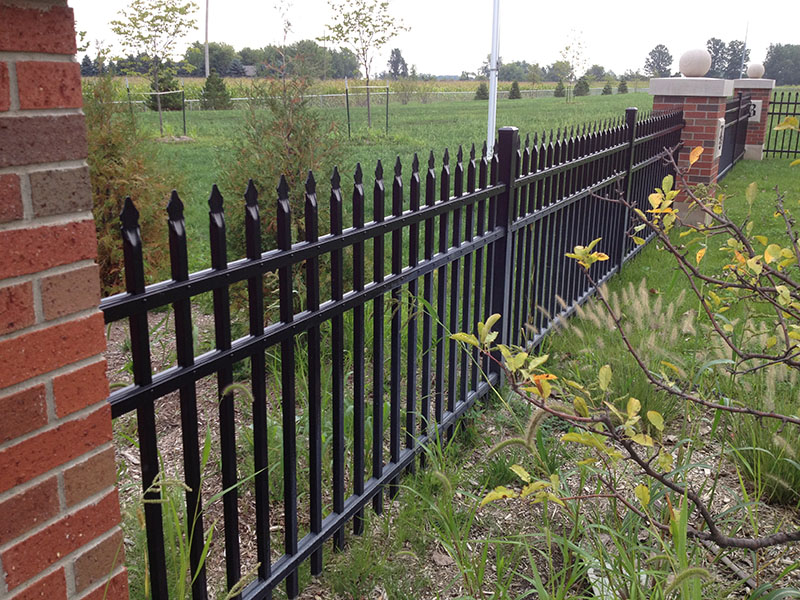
(747, 63, 766, 78)
(679, 49, 712, 77)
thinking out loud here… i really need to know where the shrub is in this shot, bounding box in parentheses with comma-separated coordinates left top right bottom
(83, 76, 172, 295)
(554, 80, 566, 97)
(602, 81, 613, 95)
(618, 79, 629, 94)
(573, 76, 590, 96)
(200, 70, 232, 110)
(509, 80, 521, 99)
(474, 82, 489, 100)
(218, 75, 340, 260)
(146, 70, 182, 111)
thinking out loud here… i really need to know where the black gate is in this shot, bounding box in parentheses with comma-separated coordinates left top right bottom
(765, 90, 800, 157)
(718, 92, 752, 180)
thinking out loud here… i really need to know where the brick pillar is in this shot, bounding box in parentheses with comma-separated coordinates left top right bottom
(0, 2, 128, 599)
(650, 77, 733, 189)
(733, 78, 776, 160)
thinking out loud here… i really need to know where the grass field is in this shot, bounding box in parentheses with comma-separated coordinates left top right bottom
(130, 92, 654, 270)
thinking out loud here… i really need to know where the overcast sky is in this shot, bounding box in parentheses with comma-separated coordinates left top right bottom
(71, 0, 793, 77)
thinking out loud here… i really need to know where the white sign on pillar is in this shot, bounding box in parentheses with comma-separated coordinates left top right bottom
(714, 117, 725, 159)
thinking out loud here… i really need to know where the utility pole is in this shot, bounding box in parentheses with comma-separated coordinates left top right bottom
(204, 0, 210, 77)
(486, 0, 500, 156)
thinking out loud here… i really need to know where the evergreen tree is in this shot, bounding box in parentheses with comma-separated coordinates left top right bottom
(80, 55, 96, 76)
(573, 76, 590, 96)
(147, 70, 182, 111)
(617, 79, 628, 94)
(554, 80, 566, 97)
(228, 58, 246, 77)
(474, 82, 489, 100)
(200, 70, 232, 110)
(509, 80, 521, 99)
(602, 81, 613, 95)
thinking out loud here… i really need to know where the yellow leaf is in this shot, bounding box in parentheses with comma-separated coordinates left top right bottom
(598, 364, 612, 392)
(573, 397, 589, 418)
(657, 449, 673, 471)
(630, 433, 655, 447)
(765, 244, 782, 264)
(520, 481, 551, 498)
(775, 116, 799, 130)
(689, 146, 703, 166)
(791, 159, 800, 167)
(723, 323, 734, 333)
(696, 248, 706, 265)
(510, 464, 531, 484)
(746, 182, 757, 205)
(592, 252, 609, 262)
(647, 410, 664, 431)
(635, 483, 651, 507)
(747, 257, 762, 276)
(648, 192, 663, 209)
(450, 333, 480, 347)
(577, 457, 598, 466)
(480, 486, 518, 507)
(627, 397, 641, 419)
(632, 236, 646, 246)
(766, 336, 777, 349)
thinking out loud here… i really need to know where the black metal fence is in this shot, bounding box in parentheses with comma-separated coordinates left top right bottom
(101, 106, 683, 600)
(766, 90, 800, 157)
(718, 93, 752, 180)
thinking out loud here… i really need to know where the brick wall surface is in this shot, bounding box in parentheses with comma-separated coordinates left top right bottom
(0, 2, 127, 598)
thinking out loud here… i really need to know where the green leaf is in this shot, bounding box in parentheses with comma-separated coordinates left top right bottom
(598, 364, 612, 392)
(647, 410, 664, 432)
(520, 481, 551, 498)
(573, 397, 589, 418)
(661, 174, 674, 194)
(630, 433, 654, 447)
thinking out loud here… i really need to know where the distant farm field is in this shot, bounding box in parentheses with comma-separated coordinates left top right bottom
(124, 92, 654, 269)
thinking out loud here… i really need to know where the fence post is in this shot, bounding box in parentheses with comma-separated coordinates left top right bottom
(488, 126, 518, 381)
(618, 107, 638, 268)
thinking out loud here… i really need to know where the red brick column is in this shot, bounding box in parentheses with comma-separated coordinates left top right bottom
(0, 2, 128, 599)
(650, 77, 733, 189)
(733, 78, 776, 160)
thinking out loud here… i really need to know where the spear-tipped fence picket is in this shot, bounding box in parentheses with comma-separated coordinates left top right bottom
(101, 107, 684, 600)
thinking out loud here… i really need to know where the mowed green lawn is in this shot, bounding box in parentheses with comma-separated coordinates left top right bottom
(133, 93, 654, 269)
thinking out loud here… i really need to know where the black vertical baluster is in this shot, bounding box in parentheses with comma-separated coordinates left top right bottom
(471, 144, 488, 389)
(372, 161, 385, 515)
(304, 172, 324, 571)
(121, 198, 168, 600)
(243, 181, 271, 590)
(529, 138, 545, 342)
(435, 149, 450, 426)
(329, 169, 346, 550)
(511, 136, 527, 346)
(420, 152, 436, 466)
(208, 185, 241, 597)
(406, 154, 420, 471)
(167, 192, 208, 600)
(276, 176, 298, 599)
(447, 147, 463, 417)
(389, 157, 403, 498)
(351, 165, 367, 535)
(520, 140, 536, 343)
(460, 145, 475, 400)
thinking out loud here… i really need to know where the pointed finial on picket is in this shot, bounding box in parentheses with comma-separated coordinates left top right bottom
(167, 190, 183, 221)
(354, 162, 363, 185)
(305, 170, 316, 195)
(331, 165, 341, 189)
(443, 148, 450, 166)
(470, 143, 476, 161)
(394, 155, 402, 177)
(375, 159, 383, 180)
(412, 153, 419, 173)
(245, 179, 258, 206)
(208, 184, 224, 213)
(121, 196, 140, 229)
(428, 150, 435, 170)
(457, 145, 463, 163)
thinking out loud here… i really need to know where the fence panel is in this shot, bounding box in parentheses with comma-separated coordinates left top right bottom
(102, 107, 684, 600)
(765, 90, 800, 158)
(718, 93, 752, 179)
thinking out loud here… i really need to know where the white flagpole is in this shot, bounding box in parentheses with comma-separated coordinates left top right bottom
(487, 0, 500, 156)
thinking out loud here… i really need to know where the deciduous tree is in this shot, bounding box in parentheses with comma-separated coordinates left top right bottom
(112, 0, 198, 135)
(764, 43, 800, 85)
(322, 0, 408, 127)
(644, 44, 673, 77)
(387, 48, 408, 79)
